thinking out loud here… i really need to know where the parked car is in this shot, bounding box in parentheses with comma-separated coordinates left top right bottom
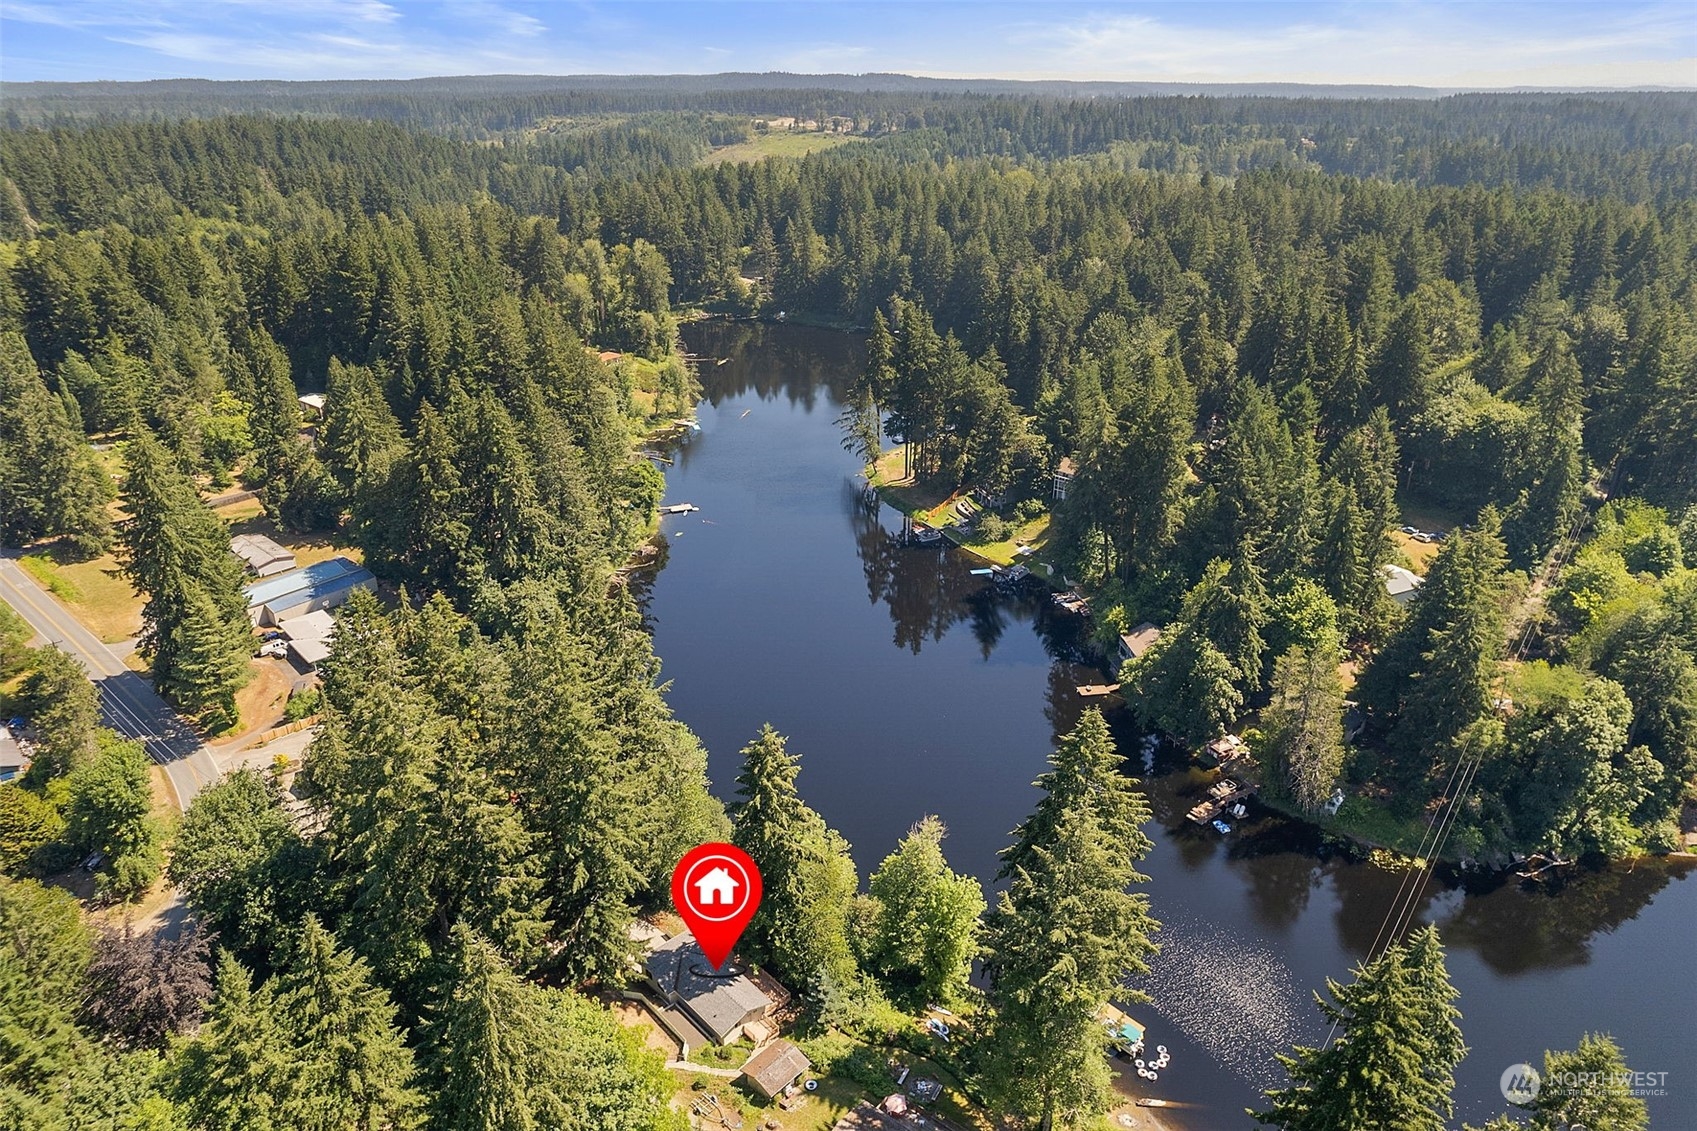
(260, 630, 285, 642)
(1400, 525, 1418, 535)
(257, 640, 289, 659)
(1413, 531, 1433, 543)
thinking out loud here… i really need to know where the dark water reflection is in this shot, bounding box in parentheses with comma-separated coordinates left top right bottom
(644, 321, 1697, 1130)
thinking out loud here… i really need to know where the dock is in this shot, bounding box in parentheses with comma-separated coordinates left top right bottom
(1076, 683, 1122, 698)
(1051, 590, 1092, 616)
(660, 503, 699, 515)
(1186, 776, 1256, 824)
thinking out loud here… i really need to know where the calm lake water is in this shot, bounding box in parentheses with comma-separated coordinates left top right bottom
(643, 321, 1696, 1129)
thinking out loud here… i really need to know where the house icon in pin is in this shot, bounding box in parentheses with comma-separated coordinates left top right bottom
(694, 866, 739, 906)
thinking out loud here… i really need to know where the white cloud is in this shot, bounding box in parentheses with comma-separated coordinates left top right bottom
(1003, 4, 1697, 88)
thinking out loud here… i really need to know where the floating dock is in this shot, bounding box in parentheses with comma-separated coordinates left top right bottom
(660, 503, 699, 515)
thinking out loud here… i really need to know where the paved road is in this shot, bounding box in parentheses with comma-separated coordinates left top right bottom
(0, 554, 221, 810)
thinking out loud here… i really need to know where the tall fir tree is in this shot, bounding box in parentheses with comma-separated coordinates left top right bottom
(1264, 625, 1348, 812)
(729, 725, 858, 990)
(119, 430, 252, 725)
(1255, 925, 1465, 1131)
(982, 711, 1158, 1129)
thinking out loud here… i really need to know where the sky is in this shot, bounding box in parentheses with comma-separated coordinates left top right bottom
(1, 1, 1693, 89)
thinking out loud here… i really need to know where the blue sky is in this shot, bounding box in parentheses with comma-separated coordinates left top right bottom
(2, 1, 1693, 87)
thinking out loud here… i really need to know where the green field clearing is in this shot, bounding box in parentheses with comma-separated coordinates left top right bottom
(703, 131, 863, 165)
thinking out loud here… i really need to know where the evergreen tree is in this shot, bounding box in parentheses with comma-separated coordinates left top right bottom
(1264, 626, 1348, 812)
(865, 816, 985, 1008)
(270, 916, 425, 1131)
(171, 952, 291, 1131)
(119, 431, 252, 725)
(17, 646, 99, 783)
(0, 332, 113, 558)
(1255, 925, 1465, 1131)
(422, 924, 681, 1131)
(1358, 511, 1510, 791)
(982, 712, 1158, 1129)
(1518, 1034, 1649, 1131)
(730, 725, 858, 989)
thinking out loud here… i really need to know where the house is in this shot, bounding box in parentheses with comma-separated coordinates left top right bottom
(1201, 733, 1248, 768)
(243, 557, 375, 627)
(0, 727, 27, 784)
(597, 350, 622, 363)
(297, 393, 326, 418)
(644, 933, 778, 1045)
(694, 866, 740, 907)
(278, 608, 337, 671)
(740, 1039, 811, 1099)
(230, 533, 296, 578)
(1383, 564, 1424, 605)
(1052, 456, 1078, 501)
(1117, 622, 1162, 665)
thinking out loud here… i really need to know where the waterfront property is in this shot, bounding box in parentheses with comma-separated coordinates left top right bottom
(1118, 622, 1162, 665)
(643, 932, 786, 1046)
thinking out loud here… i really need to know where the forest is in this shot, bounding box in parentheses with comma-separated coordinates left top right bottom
(0, 83, 1689, 1130)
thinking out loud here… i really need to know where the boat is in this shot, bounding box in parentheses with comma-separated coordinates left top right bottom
(1211, 818, 1233, 835)
(910, 525, 942, 545)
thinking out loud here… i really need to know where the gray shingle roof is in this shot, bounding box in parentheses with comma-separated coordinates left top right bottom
(644, 934, 772, 1043)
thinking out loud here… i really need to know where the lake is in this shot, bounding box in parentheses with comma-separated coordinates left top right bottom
(642, 320, 1696, 1129)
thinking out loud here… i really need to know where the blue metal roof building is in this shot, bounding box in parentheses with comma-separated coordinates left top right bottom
(243, 557, 374, 626)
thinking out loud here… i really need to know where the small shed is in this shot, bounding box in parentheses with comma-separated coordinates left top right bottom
(1118, 622, 1162, 664)
(1053, 456, 1078, 501)
(231, 534, 296, 578)
(739, 1039, 811, 1099)
(279, 609, 337, 671)
(1383, 564, 1424, 605)
(297, 393, 326, 418)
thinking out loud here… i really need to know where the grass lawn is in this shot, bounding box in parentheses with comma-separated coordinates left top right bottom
(220, 506, 361, 570)
(703, 132, 864, 165)
(687, 1038, 755, 1071)
(1391, 530, 1441, 573)
(867, 446, 1055, 571)
(1325, 795, 1433, 858)
(19, 548, 143, 644)
(671, 1034, 987, 1131)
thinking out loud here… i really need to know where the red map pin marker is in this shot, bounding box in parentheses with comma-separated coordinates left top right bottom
(671, 842, 762, 971)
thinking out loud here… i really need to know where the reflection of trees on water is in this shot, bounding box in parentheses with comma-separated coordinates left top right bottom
(1241, 852, 1325, 933)
(686, 321, 865, 408)
(848, 503, 969, 653)
(1433, 858, 1691, 975)
(1324, 855, 1691, 972)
